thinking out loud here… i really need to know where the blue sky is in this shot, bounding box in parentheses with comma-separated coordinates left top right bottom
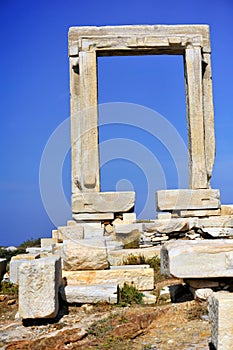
(0, 0, 233, 246)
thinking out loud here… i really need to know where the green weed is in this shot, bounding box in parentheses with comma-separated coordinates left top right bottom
(118, 282, 144, 306)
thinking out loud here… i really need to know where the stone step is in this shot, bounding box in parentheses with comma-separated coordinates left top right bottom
(62, 267, 154, 291)
(161, 239, 233, 278)
(60, 284, 118, 304)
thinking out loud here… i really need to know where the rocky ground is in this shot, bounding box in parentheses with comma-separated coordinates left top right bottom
(0, 279, 212, 350)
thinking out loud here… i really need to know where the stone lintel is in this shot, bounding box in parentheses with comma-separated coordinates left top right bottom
(69, 25, 211, 54)
(72, 191, 135, 213)
(62, 267, 154, 290)
(161, 240, 233, 278)
(156, 189, 220, 211)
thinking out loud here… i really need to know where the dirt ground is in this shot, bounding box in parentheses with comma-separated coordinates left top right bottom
(0, 280, 212, 350)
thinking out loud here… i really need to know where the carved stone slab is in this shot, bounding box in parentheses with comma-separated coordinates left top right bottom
(72, 191, 135, 213)
(157, 189, 220, 211)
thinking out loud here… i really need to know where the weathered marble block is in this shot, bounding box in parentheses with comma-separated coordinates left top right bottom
(60, 284, 118, 304)
(72, 191, 135, 213)
(220, 204, 233, 216)
(57, 225, 84, 242)
(198, 216, 233, 228)
(122, 213, 136, 224)
(113, 224, 142, 246)
(203, 227, 233, 238)
(157, 189, 220, 211)
(18, 256, 61, 319)
(62, 239, 108, 270)
(62, 267, 154, 290)
(208, 291, 233, 349)
(143, 219, 189, 234)
(114, 223, 143, 233)
(41, 238, 57, 247)
(10, 254, 37, 284)
(161, 240, 233, 278)
(157, 212, 172, 220)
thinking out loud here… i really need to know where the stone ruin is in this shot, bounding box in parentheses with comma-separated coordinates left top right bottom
(7, 24, 233, 348)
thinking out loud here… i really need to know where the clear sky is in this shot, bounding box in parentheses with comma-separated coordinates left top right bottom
(0, 0, 233, 246)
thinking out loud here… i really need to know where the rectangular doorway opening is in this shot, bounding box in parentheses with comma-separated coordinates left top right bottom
(97, 55, 188, 219)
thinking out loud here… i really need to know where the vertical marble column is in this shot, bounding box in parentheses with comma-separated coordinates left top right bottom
(202, 52, 215, 186)
(184, 46, 208, 189)
(70, 51, 100, 195)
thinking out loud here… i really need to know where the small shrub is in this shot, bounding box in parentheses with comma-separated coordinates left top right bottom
(123, 254, 168, 285)
(0, 282, 18, 296)
(118, 282, 144, 306)
(146, 255, 169, 284)
(18, 238, 41, 249)
(123, 253, 147, 265)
